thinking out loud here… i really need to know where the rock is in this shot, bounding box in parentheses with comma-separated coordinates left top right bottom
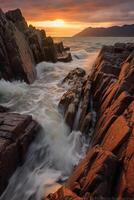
(67, 145, 118, 198)
(102, 115, 130, 153)
(44, 186, 83, 200)
(92, 91, 133, 145)
(0, 112, 39, 195)
(6, 8, 28, 32)
(57, 52, 72, 63)
(0, 8, 73, 83)
(6, 9, 72, 64)
(65, 102, 78, 130)
(116, 101, 134, 198)
(0, 105, 9, 112)
(59, 68, 86, 130)
(45, 43, 134, 200)
(80, 112, 92, 134)
(0, 9, 36, 83)
(62, 68, 86, 85)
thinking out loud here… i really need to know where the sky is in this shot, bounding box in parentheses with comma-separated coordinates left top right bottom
(1, 0, 134, 37)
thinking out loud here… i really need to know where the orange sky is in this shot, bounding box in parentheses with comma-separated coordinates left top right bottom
(28, 20, 113, 37)
(1, 0, 134, 37)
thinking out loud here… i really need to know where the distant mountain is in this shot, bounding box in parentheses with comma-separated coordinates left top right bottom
(74, 24, 134, 37)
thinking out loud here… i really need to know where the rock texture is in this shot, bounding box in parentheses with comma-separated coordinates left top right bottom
(0, 8, 72, 83)
(6, 9, 72, 64)
(0, 111, 39, 195)
(45, 43, 134, 199)
(0, 9, 36, 83)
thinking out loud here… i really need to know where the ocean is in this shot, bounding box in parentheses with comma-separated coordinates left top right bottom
(0, 37, 133, 200)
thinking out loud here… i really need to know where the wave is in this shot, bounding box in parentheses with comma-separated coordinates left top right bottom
(0, 47, 98, 200)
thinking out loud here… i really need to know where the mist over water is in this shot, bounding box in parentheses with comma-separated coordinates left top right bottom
(0, 37, 133, 200)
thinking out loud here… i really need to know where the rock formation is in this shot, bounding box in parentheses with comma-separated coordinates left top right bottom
(45, 43, 134, 199)
(0, 8, 72, 84)
(0, 110, 39, 195)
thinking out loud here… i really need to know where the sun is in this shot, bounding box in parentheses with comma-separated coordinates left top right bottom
(51, 19, 65, 27)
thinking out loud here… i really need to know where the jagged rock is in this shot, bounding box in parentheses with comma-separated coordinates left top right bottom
(0, 8, 72, 83)
(62, 68, 86, 85)
(92, 91, 133, 145)
(78, 79, 92, 131)
(59, 68, 86, 130)
(0, 112, 39, 195)
(44, 187, 83, 200)
(6, 9, 72, 64)
(116, 101, 134, 198)
(80, 112, 92, 134)
(0, 9, 36, 83)
(45, 43, 134, 200)
(65, 102, 78, 130)
(67, 145, 118, 198)
(6, 8, 28, 32)
(101, 115, 130, 154)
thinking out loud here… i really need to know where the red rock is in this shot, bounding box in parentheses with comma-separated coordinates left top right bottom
(44, 44, 134, 200)
(44, 186, 83, 200)
(116, 102, 134, 198)
(92, 91, 133, 146)
(67, 145, 118, 198)
(102, 115, 130, 153)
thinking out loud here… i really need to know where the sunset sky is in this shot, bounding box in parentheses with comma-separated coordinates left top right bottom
(1, 0, 134, 37)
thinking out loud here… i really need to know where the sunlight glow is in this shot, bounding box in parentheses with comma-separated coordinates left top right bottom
(28, 20, 114, 37)
(30, 19, 65, 28)
(51, 19, 65, 27)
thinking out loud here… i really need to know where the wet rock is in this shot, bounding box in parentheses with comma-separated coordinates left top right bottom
(44, 186, 83, 200)
(59, 68, 86, 130)
(116, 101, 134, 198)
(62, 67, 86, 85)
(101, 115, 130, 153)
(0, 112, 39, 195)
(47, 43, 134, 200)
(67, 145, 118, 198)
(0, 106, 9, 112)
(80, 112, 92, 134)
(92, 91, 133, 145)
(65, 103, 77, 130)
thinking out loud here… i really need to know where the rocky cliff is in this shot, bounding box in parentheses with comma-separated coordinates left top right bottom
(45, 43, 134, 199)
(0, 9, 72, 84)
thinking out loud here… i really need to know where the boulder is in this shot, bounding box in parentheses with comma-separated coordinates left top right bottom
(0, 112, 39, 195)
(62, 68, 86, 85)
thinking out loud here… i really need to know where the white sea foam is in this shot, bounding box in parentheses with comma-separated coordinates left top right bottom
(0, 48, 97, 200)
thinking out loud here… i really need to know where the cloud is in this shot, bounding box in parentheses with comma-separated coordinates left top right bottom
(0, 0, 134, 25)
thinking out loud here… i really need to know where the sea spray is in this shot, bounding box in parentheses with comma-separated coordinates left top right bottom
(0, 48, 98, 200)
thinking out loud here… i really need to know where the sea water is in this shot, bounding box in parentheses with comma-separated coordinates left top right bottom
(0, 37, 133, 200)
